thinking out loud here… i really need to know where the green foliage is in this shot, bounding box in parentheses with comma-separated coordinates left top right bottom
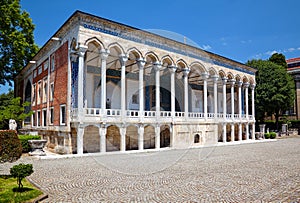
(269, 132, 276, 139)
(269, 53, 288, 68)
(264, 133, 270, 139)
(0, 0, 39, 86)
(0, 175, 43, 202)
(0, 130, 22, 163)
(10, 163, 33, 189)
(18, 135, 41, 153)
(0, 90, 32, 129)
(247, 54, 295, 130)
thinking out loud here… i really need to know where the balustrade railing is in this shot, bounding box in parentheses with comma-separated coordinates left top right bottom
(71, 108, 255, 122)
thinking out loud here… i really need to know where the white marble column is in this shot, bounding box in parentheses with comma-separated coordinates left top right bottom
(155, 124, 160, 149)
(238, 123, 242, 141)
(222, 77, 228, 119)
(245, 123, 249, 140)
(251, 84, 256, 120)
(183, 68, 190, 117)
(252, 123, 256, 140)
(223, 123, 227, 143)
(231, 123, 235, 142)
(138, 125, 144, 150)
(100, 49, 109, 115)
(137, 59, 146, 119)
(244, 82, 250, 119)
(120, 126, 126, 152)
(77, 125, 84, 154)
(154, 62, 162, 115)
(237, 81, 243, 118)
(202, 73, 209, 120)
(212, 76, 219, 118)
(169, 66, 177, 118)
(99, 125, 107, 153)
(229, 80, 236, 119)
(77, 45, 88, 122)
(120, 55, 128, 119)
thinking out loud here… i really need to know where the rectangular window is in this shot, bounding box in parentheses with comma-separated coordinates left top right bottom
(37, 110, 41, 127)
(32, 84, 36, 106)
(60, 105, 66, 125)
(42, 109, 47, 127)
(38, 66, 42, 75)
(32, 111, 36, 127)
(50, 83, 54, 101)
(43, 78, 48, 103)
(50, 107, 54, 125)
(33, 70, 37, 78)
(132, 94, 139, 104)
(37, 81, 42, 105)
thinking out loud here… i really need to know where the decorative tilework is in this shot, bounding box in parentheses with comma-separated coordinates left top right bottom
(83, 23, 254, 76)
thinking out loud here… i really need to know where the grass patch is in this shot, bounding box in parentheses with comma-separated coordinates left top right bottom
(0, 175, 43, 203)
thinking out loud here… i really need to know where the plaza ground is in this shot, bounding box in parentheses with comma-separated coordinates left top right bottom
(1, 136, 300, 202)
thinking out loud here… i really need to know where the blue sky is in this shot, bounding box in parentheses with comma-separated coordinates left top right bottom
(1, 0, 300, 94)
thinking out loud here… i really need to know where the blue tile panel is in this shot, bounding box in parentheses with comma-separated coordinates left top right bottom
(83, 23, 255, 76)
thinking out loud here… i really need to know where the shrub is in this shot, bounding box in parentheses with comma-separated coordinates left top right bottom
(264, 133, 270, 139)
(10, 163, 34, 189)
(18, 135, 41, 153)
(270, 132, 276, 139)
(0, 130, 22, 163)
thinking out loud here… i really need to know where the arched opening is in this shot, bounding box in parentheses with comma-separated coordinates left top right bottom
(144, 125, 155, 149)
(83, 125, 100, 153)
(106, 125, 121, 152)
(24, 80, 32, 124)
(194, 134, 200, 143)
(160, 125, 170, 147)
(126, 125, 138, 150)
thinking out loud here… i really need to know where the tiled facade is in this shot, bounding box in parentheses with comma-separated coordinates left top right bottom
(15, 11, 256, 154)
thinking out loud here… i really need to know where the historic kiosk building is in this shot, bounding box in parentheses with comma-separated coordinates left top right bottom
(15, 11, 256, 154)
(287, 57, 300, 119)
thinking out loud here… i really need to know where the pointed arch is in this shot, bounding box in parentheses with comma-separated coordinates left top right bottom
(126, 47, 142, 59)
(108, 42, 125, 55)
(189, 61, 207, 73)
(208, 67, 218, 77)
(161, 55, 175, 67)
(235, 74, 242, 82)
(176, 59, 188, 70)
(227, 72, 235, 80)
(242, 76, 249, 83)
(85, 37, 105, 50)
(145, 51, 159, 63)
(219, 70, 227, 78)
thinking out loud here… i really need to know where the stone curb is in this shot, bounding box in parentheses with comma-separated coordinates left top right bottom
(26, 177, 48, 202)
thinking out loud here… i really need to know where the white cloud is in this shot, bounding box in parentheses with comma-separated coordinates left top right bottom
(265, 50, 278, 56)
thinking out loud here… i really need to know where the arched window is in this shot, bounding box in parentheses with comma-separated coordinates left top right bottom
(194, 134, 200, 143)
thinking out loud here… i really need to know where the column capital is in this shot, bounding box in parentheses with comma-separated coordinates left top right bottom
(243, 82, 250, 88)
(228, 79, 236, 86)
(78, 44, 88, 57)
(222, 77, 228, 84)
(137, 58, 146, 68)
(153, 62, 162, 71)
(211, 75, 219, 82)
(168, 65, 177, 73)
(182, 68, 190, 77)
(201, 72, 209, 80)
(250, 83, 256, 90)
(100, 49, 110, 60)
(237, 81, 243, 87)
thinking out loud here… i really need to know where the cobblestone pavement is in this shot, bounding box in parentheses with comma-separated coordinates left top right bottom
(1, 137, 300, 202)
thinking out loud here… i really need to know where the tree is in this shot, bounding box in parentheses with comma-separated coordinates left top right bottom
(10, 163, 33, 190)
(247, 57, 295, 130)
(0, 0, 39, 86)
(269, 53, 288, 68)
(0, 90, 32, 129)
(0, 130, 22, 163)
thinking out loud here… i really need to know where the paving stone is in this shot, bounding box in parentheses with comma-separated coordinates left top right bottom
(1, 137, 300, 202)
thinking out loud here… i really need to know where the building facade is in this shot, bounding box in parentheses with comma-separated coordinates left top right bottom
(287, 57, 300, 119)
(15, 11, 256, 154)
